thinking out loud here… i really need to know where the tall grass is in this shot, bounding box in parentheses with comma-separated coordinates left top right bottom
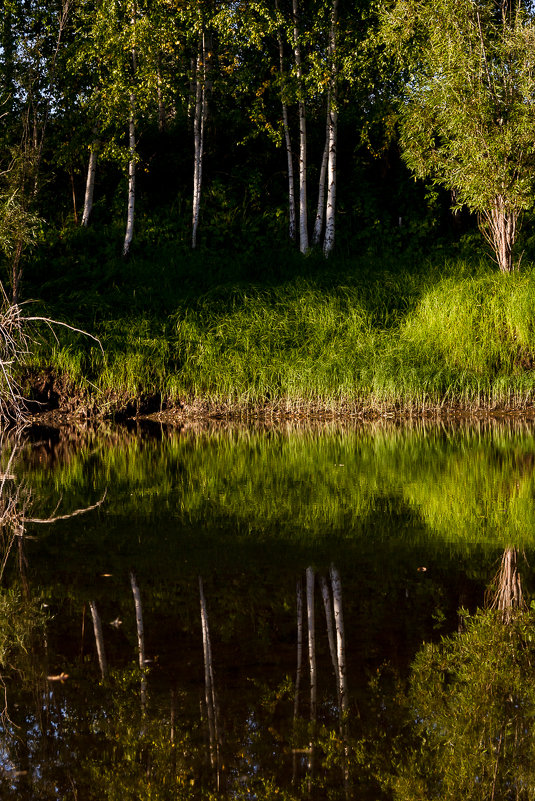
(27, 255, 535, 411)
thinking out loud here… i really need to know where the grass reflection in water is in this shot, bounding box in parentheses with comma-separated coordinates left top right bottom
(0, 420, 534, 798)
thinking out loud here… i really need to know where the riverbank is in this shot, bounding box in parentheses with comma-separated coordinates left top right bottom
(20, 247, 535, 419)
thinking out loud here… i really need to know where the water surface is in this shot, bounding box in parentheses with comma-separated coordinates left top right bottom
(2, 419, 535, 799)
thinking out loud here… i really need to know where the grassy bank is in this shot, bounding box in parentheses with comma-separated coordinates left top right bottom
(22, 244, 535, 415)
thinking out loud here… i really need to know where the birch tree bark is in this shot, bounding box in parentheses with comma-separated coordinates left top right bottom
(123, 0, 138, 257)
(81, 143, 98, 227)
(123, 96, 136, 257)
(292, 0, 308, 254)
(275, 0, 296, 242)
(312, 124, 329, 246)
(323, 0, 339, 257)
(192, 1, 210, 251)
(191, 34, 205, 249)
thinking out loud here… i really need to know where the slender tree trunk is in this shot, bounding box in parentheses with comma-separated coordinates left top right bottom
(192, 12, 208, 250)
(123, 96, 136, 257)
(312, 120, 329, 246)
(323, 105, 337, 257)
(70, 169, 78, 224)
(480, 199, 518, 273)
(89, 600, 108, 679)
(11, 241, 23, 305)
(123, 3, 137, 257)
(292, 0, 308, 254)
(276, 0, 296, 241)
(81, 143, 98, 227)
(323, 0, 339, 257)
(192, 41, 204, 249)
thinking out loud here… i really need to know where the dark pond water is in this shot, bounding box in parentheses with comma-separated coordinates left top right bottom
(2, 419, 535, 799)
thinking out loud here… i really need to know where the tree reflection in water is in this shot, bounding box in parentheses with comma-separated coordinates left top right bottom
(2, 426, 535, 798)
(390, 549, 535, 801)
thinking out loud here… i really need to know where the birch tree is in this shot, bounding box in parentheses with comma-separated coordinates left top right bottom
(275, 0, 297, 242)
(322, 0, 339, 257)
(81, 141, 98, 227)
(123, 3, 138, 257)
(191, 5, 208, 250)
(72, 0, 173, 254)
(292, 0, 309, 254)
(383, 0, 535, 272)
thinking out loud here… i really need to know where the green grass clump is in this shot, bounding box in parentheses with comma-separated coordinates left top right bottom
(25, 251, 535, 412)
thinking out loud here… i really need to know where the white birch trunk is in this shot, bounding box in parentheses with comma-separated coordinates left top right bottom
(123, 4, 137, 257)
(130, 571, 147, 710)
(89, 600, 107, 679)
(276, 0, 296, 241)
(323, 0, 339, 257)
(282, 102, 297, 243)
(81, 144, 98, 227)
(292, 0, 308, 254)
(192, 23, 206, 249)
(312, 123, 329, 246)
(323, 104, 337, 257)
(123, 96, 136, 257)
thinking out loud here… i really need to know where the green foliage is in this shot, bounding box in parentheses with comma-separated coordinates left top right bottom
(383, 0, 535, 270)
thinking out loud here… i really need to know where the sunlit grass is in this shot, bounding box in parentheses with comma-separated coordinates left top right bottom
(27, 255, 535, 411)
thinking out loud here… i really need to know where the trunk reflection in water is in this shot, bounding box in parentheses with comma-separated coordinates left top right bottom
(199, 575, 221, 791)
(1, 421, 535, 797)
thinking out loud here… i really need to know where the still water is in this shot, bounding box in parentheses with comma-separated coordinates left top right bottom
(2, 419, 535, 799)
